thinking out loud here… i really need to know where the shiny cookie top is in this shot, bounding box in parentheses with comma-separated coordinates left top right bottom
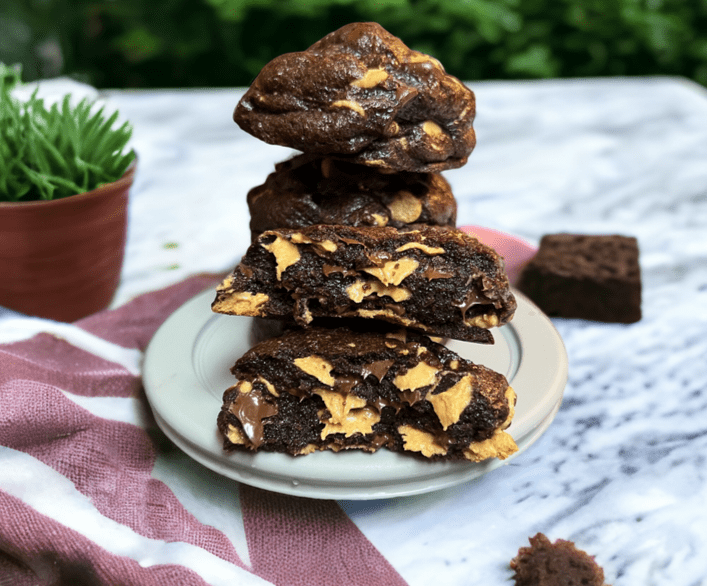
(233, 22, 476, 173)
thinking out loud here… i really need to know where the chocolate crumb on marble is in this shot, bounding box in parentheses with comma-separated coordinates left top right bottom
(233, 22, 476, 173)
(516, 233, 641, 323)
(217, 326, 517, 461)
(247, 153, 456, 241)
(510, 533, 609, 586)
(212, 224, 516, 343)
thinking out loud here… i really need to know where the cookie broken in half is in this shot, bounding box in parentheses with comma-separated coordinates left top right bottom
(212, 224, 516, 344)
(217, 326, 517, 462)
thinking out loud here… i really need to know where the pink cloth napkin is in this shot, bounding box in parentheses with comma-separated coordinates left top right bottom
(0, 274, 408, 586)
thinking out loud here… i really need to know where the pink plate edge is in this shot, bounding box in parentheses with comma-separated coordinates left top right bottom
(458, 225, 537, 285)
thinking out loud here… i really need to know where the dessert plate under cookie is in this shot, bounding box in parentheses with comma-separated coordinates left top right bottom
(144, 289, 565, 500)
(144, 227, 566, 500)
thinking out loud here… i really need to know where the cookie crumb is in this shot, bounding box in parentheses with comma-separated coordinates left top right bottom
(510, 533, 609, 586)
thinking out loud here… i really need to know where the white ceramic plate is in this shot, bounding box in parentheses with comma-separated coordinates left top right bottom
(144, 271, 567, 500)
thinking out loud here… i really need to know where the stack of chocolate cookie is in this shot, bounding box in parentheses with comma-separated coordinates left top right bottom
(212, 23, 519, 462)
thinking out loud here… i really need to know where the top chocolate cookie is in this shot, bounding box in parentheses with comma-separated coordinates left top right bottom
(233, 22, 476, 173)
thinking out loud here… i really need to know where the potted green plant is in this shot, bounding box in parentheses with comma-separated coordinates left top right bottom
(0, 64, 137, 322)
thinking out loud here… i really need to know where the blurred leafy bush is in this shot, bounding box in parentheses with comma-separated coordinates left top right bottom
(2, 0, 706, 88)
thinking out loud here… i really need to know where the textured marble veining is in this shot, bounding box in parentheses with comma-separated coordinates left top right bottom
(3, 76, 707, 584)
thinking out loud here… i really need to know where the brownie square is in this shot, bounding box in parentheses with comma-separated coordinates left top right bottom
(517, 233, 641, 323)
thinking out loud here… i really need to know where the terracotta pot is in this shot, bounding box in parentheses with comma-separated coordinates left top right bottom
(0, 161, 136, 322)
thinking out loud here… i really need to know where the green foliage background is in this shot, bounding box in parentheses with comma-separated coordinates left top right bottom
(2, 0, 706, 88)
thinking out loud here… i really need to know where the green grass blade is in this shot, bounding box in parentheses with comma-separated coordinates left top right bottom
(2, 72, 134, 200)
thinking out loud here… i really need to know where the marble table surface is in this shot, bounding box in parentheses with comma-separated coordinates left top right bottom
(4, 75, 707, 584)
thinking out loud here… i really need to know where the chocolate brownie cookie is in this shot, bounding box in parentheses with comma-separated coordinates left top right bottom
(217, 326, 517, 461)
(517, 233, 641, 323)
(510, 533, 609, 586)
(233, 22, 476, 173)
(212, 224, 516, 343)
(247, 154, 456, 240)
